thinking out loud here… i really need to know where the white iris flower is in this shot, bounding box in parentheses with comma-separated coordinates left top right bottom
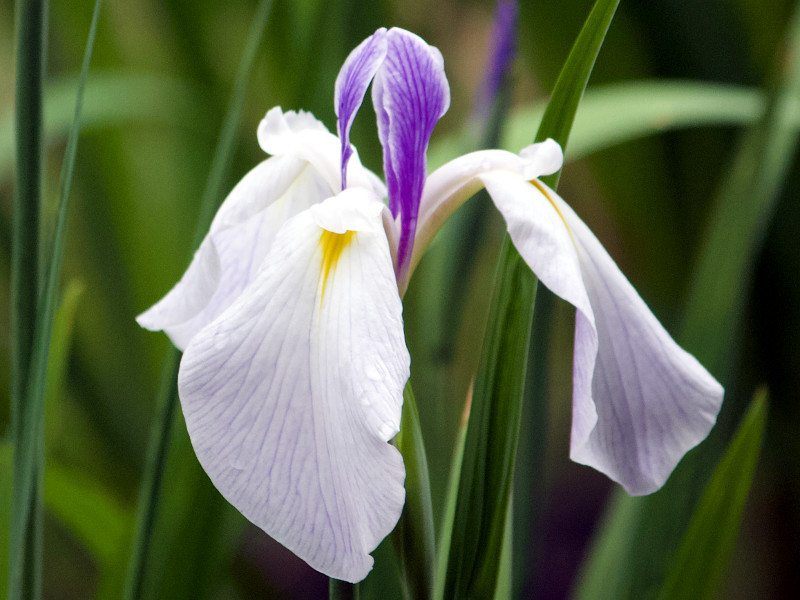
(138, 27, 723, 582)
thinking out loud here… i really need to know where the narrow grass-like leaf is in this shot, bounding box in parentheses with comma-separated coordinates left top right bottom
(533, 0, 620, 175)
(441, 238, 536, 600)
(574, 6, 800, 600)
(0, 441, 12, 594)
(10, 1, 98, 598)
(43, 280, 84, 440)
(434, 393, 470, 600)
(393, 384, 436, 600)
(9, 0, 47, 594)
(122, 2, 274, 598)
(658, 389, 768, 600)
(440, 1, 619, 597)
(492, 499, 513, 600)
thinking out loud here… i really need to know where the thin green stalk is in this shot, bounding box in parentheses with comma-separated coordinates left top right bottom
(121, 350, 179, 600)
(122, 2, 274, 598)
(9, 0, 48, 598)
(393, 384, 436, 600)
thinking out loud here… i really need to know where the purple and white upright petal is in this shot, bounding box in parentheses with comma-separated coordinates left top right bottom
(480, 171, 723, 496)
(178, 188, 409, 582)
(334, 28, 388, 188)
(372, 28, 450, 278)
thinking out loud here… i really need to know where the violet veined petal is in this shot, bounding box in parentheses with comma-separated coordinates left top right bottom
(481, 172, 723, 495)
(554, 191, 723, 495)
(136, 154, 331, 349)
(334, 28, 388, 188)
(372, 28, 450, 277)
(178, 188, 409, 582)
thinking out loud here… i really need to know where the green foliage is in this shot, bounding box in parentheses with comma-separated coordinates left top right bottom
(659, 389, 768, 600)
(393, 385, 436, 600)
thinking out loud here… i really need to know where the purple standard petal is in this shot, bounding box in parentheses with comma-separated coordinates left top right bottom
(372, 28, 450, 278)
(334, 28, 388, 190)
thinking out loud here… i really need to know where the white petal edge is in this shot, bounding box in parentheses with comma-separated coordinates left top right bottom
(178, 188, 408, 581)
(481, 171, 724, 495)
(407, 141, 564, 289)
(136, 154, 332, 349)
(257, 107, 387, 197)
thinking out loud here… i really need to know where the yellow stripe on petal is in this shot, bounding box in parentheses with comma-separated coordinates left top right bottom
(530, 178, 576, 245)
(319, 229, 356, 299)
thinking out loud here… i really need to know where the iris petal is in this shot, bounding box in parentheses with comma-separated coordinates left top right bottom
(373, 28, 450, 277)
(136, 154, 330, 349)
(178, 189, 409, 582)
(138, 108, 385, 349)
(481, 171, 723, 495)
(334, 28, 388, 188)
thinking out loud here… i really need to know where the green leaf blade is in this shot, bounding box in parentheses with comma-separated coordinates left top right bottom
(659, 390, 768, 600)
(393, 384, 436, 600)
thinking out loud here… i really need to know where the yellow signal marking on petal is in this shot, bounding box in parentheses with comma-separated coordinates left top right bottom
(530, 178, 576, 244)
(319, 229, 356, 300)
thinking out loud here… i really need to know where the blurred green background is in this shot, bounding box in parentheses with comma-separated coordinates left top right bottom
(2, 0, 799, 598)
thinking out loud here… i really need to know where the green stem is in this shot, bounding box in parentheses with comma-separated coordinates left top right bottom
(9, 0, 48, 598)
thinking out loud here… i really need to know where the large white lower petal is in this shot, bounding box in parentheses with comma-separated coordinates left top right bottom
(481, 171, 723, 496)
(178, 189, 408, 581)
(136, 154, 331, 349)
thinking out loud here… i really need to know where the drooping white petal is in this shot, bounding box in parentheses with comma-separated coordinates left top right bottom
(137, 154, 331, 349)
(555, 192, 723, 495)
(481, 171, 723, 495)
(178, 188, 408, 581)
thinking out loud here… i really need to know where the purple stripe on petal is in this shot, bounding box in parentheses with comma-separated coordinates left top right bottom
(334, 28, 388, 190)
(372, 28, 450, 277)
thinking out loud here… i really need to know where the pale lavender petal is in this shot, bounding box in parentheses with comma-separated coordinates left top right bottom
(481, 171, 723, 495)
(137, 154, 330, 349)
(334, 28, 388, 189)
(372, 28, 450, 277)
(179, 189, 408, 581)
(558, 194, 723, 495)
